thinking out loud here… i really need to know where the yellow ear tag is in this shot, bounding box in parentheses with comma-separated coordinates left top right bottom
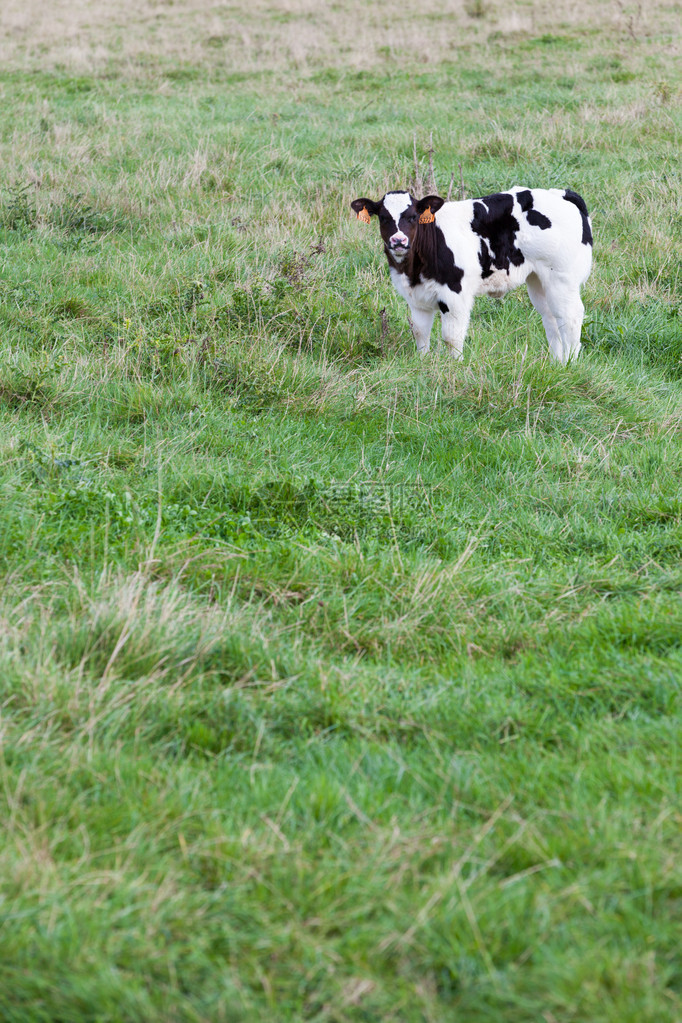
(419, 207, 435, 225)
(357, 207, 371, 224)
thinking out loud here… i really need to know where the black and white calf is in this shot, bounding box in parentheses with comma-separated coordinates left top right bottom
(351, 187, 593, 363)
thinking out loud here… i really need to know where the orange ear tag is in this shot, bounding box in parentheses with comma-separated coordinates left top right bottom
(357, 207, 371, 224)
(419, 207, 435, 225)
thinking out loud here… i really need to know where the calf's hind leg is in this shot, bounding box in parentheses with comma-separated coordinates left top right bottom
(528, 272, 584, 364)
(526, 273, 564, 362)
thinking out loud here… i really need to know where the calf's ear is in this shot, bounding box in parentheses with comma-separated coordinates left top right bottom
(351, 198, 380, 223)
(416, 195, 445, 223)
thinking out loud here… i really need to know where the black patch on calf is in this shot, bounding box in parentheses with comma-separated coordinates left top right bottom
(394, 221, 464, 294)
(438, 300, 449, 314)
(516, 189, 552, 230)
(563, 189, 593, 245)
(477, 239, 493, 279)
(471, 193, 526, 276)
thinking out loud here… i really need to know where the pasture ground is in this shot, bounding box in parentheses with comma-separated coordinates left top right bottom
(1, 1, 681, 1020)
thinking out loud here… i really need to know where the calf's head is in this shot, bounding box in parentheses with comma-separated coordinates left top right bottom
(351, 191, 445, 263)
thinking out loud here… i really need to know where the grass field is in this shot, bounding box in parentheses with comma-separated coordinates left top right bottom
(1, 1, 682, 1020)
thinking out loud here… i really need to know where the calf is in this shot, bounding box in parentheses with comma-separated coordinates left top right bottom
(351, 187, 593, 363)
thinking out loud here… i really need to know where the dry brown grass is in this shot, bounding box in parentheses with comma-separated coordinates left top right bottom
(1, 0, 679, 75)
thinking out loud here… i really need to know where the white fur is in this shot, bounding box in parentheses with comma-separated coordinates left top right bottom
(383, 192, 412, 223)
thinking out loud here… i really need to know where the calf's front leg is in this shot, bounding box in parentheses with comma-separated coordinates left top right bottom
(440, 298, 473, 360)
(408, 307, 435, 355)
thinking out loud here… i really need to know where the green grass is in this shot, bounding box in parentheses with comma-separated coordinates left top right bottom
(1, 1, 682, 1019)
